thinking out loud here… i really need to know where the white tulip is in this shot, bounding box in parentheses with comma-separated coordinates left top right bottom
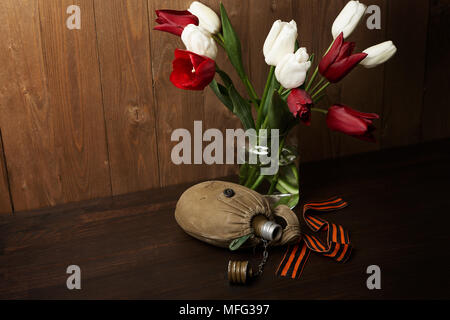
(275, 48, 311, 89)
(263, 20, 298, 66)
(188, 1, 221, 35)
(181, 24, 218, 60)
(332, 1, 367, 39)
(360, 41, 397, 68)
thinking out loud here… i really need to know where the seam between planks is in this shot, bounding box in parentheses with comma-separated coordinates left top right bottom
(92, 0, 113, 197)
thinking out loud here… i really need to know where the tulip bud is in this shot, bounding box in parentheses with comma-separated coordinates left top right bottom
(275, 48, 311, 89)
(154, 10, 199, 36)
(188, 1, 221, 34)
(181, 24, 218, 60)
(332, 1, 367, 39)
(287, 89, 313, 125)
(170, 49, 216, 91)
(263, 20, 298, 66)
(319, 33, 367, 83)
(326, 105, 379, 142)
(360, 41, 397, 68)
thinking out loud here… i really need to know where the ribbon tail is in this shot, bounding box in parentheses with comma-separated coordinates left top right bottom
(276, 241, 310, 279)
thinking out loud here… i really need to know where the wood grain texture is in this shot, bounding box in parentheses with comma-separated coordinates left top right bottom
(381, 0, 429, 148)
(422, 0, 450, 141)
(35, 0, 111, 208)
(149, 0, 217, 187)
(1, 140, 449, 299)
(0, 0, 445, 211)
(336, 0, 387, 156)
(248, 0, 293, 94)
(94, 0, 160, 195)
(201, 0, 255, 180)
(294, 0, 343, 162)
(0, 0, 62, 211)
(0, 131, 12, 214)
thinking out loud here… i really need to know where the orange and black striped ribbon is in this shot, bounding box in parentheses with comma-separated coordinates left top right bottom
(276, 197, 351, 279)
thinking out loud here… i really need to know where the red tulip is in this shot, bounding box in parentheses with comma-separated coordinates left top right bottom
(154, 10, 199, 36)
(319, 32, 367, 83)
(170, 49, 215, 91)
(287, 89, 313, 125)
(326, 105, 380, 142)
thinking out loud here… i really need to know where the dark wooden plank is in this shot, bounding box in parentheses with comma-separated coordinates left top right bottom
(35, 0, 112, 207)
(94, 0, 160, 195)
(0, 130, 12, 214)
(1, 139, 449, 299)
(199, 0, 248, 180)
(248, 0, 293, 94)
(0, 0, 63, 210)
(337, 0, 387, 156)
(0, 0, 112, 211)
(381, 0, 429, 148)
(148, 0, 210, 187)
(246, 0, 299, 159)
(294, 0, 344, 162)
(422, 0, 450, 141)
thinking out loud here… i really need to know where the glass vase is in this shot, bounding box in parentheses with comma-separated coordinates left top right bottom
(238, 130, 300, 209)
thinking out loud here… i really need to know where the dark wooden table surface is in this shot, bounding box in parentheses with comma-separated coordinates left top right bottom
(1, 139, 450, 300)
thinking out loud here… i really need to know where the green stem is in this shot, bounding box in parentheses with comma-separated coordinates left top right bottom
(310, 77, 325, 95)
(277, 177, 298, 194)
(244, 166, 258, 187)
(212, 34, 225, 48)
(267, 176, 278, 195)
(305, 41, 334, 93)
(313, 93, 326, 104)
(256, 66, 275, 129)
(311, 81, 330, 100)
(214, 33, 258, 111)
(305, 66, 318, 92)
(278, 85, 284, 94)
(311, 107, 328, 115)
(261, 115, 269, 130)
(243, 76, 259, 109)
(250, 174, 265, 190)
(267, 138, 286, 195)
(276, 183, 289, 194)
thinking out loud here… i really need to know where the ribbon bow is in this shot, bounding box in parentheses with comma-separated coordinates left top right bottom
(276, 197, 351, 279)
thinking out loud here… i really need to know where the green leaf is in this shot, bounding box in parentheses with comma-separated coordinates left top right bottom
(216, 68, 233, 88)
(261, 74, 280, 118)
(267, 92, 296, 135)
(229, 233, 252, 251)
(210, 80, 233, 112)
(228, 84, 256, 130)
(220, 3, 246, 79)
(280, 89, 291, 101)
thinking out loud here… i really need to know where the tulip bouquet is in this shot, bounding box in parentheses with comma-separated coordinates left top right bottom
(154, 1, 397, 208)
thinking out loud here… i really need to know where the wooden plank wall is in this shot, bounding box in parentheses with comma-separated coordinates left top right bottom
(0, 0, 446, 213)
